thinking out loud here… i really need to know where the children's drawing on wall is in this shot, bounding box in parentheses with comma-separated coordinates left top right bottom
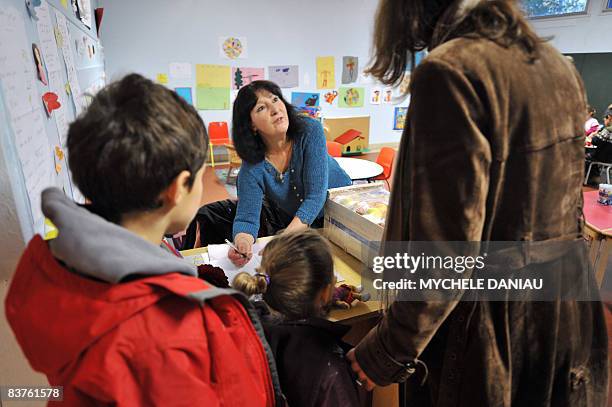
(382, 88, 394, 104)
(195, 64, 231, 110)
(339, 87, 364, 108)
(291, 92, 320, 108)
(316, 56, 335, 89)
(268, 65, 299, 88)
(175, 87, 193, 105)
(324, 90, 338, 105)
(370, 88, 381, 105)
(32, 43, 47, 85)
(399, 72, 411, 95)
(341, 56, 358, 84)
(219, 36, 248, 59)
(232, 67, 264, 90)
(393, 107, 408, 130)
(42, 92, 61, 117)
(169, 62, 192, 80)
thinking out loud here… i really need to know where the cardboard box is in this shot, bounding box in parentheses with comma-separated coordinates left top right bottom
(324, 182, 388, 263)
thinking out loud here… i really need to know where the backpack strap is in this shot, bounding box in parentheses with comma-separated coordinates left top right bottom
(187, 287, 286, 407)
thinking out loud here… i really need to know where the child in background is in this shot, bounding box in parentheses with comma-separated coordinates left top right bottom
(5, 74, 279, 406)
(233, 230, 362, 407)
(585, 105, 600, 145)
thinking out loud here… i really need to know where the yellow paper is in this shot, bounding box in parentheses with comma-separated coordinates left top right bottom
(316, 56, 335, 89)
(60, 0, 68, 9)
(44, 218, 58, 240)
(156, 74, 169, 84)
(196, 64, 231, 88)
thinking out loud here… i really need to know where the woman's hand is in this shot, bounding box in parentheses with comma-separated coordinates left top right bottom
(283, 216, 308, 234)
(346, 349, 377, 391)
(228, 233, 254, 267)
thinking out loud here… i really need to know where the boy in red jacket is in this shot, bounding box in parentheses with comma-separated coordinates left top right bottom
(5, 74, 280, 406)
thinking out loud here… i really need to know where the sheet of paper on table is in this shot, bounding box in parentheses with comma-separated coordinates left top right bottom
(183, 252, 210, 267)
(207, 240, 344, 285)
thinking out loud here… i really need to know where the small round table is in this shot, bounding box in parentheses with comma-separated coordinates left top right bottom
(334, 157, 384, 181)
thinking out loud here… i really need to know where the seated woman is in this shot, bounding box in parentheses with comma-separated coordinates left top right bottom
(588, 108, 612, 162)
(185, 80, 351, 265)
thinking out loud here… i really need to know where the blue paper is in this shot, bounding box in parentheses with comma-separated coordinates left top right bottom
(175, 87, 193, 106)
(291, 92, 319, 108)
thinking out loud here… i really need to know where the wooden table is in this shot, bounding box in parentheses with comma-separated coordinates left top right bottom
(583, 190, 612, 286)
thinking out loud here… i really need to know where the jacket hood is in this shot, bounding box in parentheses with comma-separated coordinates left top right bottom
(43, 187, 195, 283)
(5, 188, 202, 375)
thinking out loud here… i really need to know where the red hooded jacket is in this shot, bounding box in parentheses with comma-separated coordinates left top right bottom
(5, 189, 278, 406)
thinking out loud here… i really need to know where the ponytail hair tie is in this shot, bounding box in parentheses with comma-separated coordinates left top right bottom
(255, 272, 271, 286)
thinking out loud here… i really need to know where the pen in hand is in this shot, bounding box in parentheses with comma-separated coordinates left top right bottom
(225, 239, 248, 259)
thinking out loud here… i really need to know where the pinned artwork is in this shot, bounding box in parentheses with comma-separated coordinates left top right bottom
(42, 92, 61, 116)
(291, 92, 320, 108)
(268, 65, 299, 88)
(175, 87, 193, 105)
(323, 90, 338, 105)
(399, 72, 411, 95)
(341, 56, 358, 84)
(219, 36, 247, 59)
(169, 62, 192, 80)
(338, 87, 364, 108)
(54, 145, 65, 161)
(156, 74, 168, 84)
(32, 43, 47, 85)
(60, 0, 68, 8)
(316, 56, 335, 89)
(195, 64, 230, 110)
(394, 107, 408, 130)
(382, 88, 394, 104)
(370, 88, 381, 105)
(232, 67, 264, 90)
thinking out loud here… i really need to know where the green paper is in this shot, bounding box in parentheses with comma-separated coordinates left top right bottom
(196, 87, 230, 110)
(338, 87, 365, 108)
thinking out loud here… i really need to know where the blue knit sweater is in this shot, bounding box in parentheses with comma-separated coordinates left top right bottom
(233, 118, 352, 240)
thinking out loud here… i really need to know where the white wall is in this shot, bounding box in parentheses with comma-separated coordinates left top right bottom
(529, 0, 612, 53)
(99, 0, 406, 146)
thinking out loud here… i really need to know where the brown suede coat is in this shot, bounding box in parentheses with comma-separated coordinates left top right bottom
(354, 36, 609, 407)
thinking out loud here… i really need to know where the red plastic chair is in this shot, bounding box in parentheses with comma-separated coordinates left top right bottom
(208, 122, 231, 167)
(372, 147, 396, 189)
(326, 141, 342, 157)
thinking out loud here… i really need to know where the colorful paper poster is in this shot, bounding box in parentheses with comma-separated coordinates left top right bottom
(219, 36, 248, 59)
(175, 87, 193, 105)
(323, 90, 338, 105)
(291, 92, 320, 108)
(196, 87, 230, 110)
(399, 72, 411, 95)
(268, 65, 299, 88)
(196, 64, 230, 88)
(169, 62, 192, 80)
(156, 73, 168, 84)
(338, 87, 364, 108)
(232, 67, 264, 89)
(316, 56, 335, 89)
(382, 88, 394, 104)
(394, 107, 408, 130)
(370, 88, 382, 105)
(341, 56, 358, 84)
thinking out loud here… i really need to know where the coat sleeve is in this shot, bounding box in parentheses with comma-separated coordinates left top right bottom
(355, 59, 491, 386)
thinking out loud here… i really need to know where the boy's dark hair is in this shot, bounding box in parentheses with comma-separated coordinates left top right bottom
(67, 73, 208, 222)
(232, 230, 334, 321)
(232, 80, 305, 164)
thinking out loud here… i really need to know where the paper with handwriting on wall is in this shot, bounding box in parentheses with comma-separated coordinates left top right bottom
(12, 109, 55, 235)
(55, 10, 85, 115)
(0, 7, 39, 121)
(48, 70, 71, 145)
(35, 1, 61, 72)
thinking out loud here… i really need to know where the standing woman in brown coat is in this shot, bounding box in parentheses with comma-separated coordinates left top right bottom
(348, 0, 608, 406)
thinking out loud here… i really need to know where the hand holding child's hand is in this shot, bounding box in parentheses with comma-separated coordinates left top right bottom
(228, 233, 253, 267)
(347, 349, 377, 391)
